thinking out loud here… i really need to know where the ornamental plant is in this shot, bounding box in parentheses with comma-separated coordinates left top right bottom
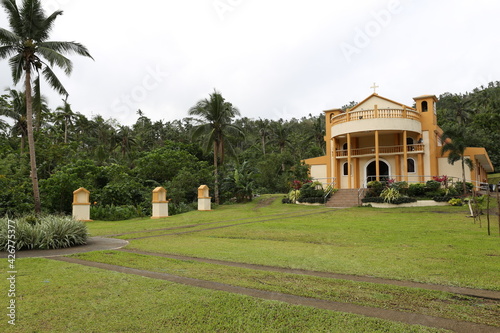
(380, 187, 401, 203)
(448, 198, 463, 206)
(0, 216, 88, 251)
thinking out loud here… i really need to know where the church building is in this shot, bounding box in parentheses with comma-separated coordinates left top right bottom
(304, 91, 494, 189)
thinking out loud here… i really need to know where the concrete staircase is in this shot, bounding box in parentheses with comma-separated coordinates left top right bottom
(326, 189, 365, 208)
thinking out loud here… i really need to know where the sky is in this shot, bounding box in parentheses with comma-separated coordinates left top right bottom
(1, 0, 499, 126)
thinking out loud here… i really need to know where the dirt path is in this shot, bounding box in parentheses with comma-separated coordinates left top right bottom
(103, 209, 330, 238)
(50, 256, 500, 333)
(122, 210, 332, 240)
(117, 248, 500, 301)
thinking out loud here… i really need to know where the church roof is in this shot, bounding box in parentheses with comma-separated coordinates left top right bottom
(349, 93, 415, 111)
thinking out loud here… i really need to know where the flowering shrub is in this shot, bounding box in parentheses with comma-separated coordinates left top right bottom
(433, 175, 448, 184)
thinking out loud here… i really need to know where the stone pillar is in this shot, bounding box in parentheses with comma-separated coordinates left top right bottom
(152, 187, 169, 219)
(72, 188, 92, 221)
(198, 185, 212, 211)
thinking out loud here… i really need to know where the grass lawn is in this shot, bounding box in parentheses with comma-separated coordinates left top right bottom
(107, 198, 500, 290)
(2, 195, 499, 332)
(1, 258, 446, 333)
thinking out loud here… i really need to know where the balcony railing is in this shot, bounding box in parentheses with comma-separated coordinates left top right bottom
(331, 108, 420, 126)
(336, 144, 424, 157)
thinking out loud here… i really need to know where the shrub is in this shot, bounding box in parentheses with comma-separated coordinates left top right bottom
(361, 196, 417, 204)
(408, 183, 426, 197)
(448, 198, 463, 206)
(288, 190, 301, 203)
(453, 182, 474, 194)
(433, 196, 454, 202)
(0, 216, 88, 251)
(169, 202, 196, 216)
(391, 181, 408, 195)
(366, 181, 384, 197)
(380, 188, 401, 203)
(298, 182, 324, 203)
(425, 180, 442, 192)
(91, 204, 142, 221)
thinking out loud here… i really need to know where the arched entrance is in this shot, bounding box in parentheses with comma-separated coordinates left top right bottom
(365, 160, 390, 184)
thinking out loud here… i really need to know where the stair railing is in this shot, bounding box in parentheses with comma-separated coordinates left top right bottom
(323, 180, 337, 204)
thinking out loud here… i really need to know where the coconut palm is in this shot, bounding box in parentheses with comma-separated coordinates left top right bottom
(54, 97, 76, 144)
(0, 0, 93, 213)
(188, 89, 243, 204)
(441, 125, 475, 195)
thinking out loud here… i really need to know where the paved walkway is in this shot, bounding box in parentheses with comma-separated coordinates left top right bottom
(0, 237, 129, 258)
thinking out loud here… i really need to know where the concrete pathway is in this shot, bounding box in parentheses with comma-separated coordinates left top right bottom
(0, 237, 128, 258)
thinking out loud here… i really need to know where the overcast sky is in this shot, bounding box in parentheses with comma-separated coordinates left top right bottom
(1, 0, 499, 126)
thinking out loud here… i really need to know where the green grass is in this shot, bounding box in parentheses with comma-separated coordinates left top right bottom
(101, 201, 500, 290)
(0, 258, 446, 333)
(4, 195, 500, 332)
(71, 250, 500, 327)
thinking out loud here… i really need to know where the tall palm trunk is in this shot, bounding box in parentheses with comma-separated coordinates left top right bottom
(25, 67, 42, 214)
(213, 140, 220, 204)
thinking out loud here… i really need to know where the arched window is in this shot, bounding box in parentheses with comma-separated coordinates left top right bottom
(407, 158, 416, 173)
(421, 101, 428, 112)
(406, 137, 414, 151)
(342, 162, 351, 176)
(342, 142, 348, 151)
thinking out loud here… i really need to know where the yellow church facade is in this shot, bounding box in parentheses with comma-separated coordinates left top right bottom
(304, 93, 494, 189)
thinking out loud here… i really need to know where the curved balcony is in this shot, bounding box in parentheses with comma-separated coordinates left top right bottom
(330, 108, 422, 136)
(335, 144, 424, 158)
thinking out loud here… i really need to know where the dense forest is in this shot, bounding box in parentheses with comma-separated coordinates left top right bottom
(1, 82, 499, 218)
(0, 89, 324, 217)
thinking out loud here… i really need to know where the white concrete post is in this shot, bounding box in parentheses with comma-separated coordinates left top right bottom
(72, 187, 92, 221)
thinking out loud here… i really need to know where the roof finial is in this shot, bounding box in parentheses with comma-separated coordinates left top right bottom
(371, 82, 379, 94)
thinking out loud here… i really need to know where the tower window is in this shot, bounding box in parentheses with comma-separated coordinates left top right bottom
(421, 101, 428, 112)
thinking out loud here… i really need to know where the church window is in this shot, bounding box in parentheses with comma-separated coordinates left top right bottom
(342, 162, 351, 176)
(407, 158, 416, 173)
(421, 101, 428, 112)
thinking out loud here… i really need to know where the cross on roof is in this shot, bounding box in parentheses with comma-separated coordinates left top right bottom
(371, 82, 379, 94)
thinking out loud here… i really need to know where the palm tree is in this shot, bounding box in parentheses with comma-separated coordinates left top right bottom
(256, 118, 270, 155)
(441, 125, 474, 195)
(115, 125, 136, 159)
(0, 89, 27, 154)
(0, 0, 93, 213)
(54, 97, 76, 144)
(188, 89, 242, 204)
(270, 120, 292, 171)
